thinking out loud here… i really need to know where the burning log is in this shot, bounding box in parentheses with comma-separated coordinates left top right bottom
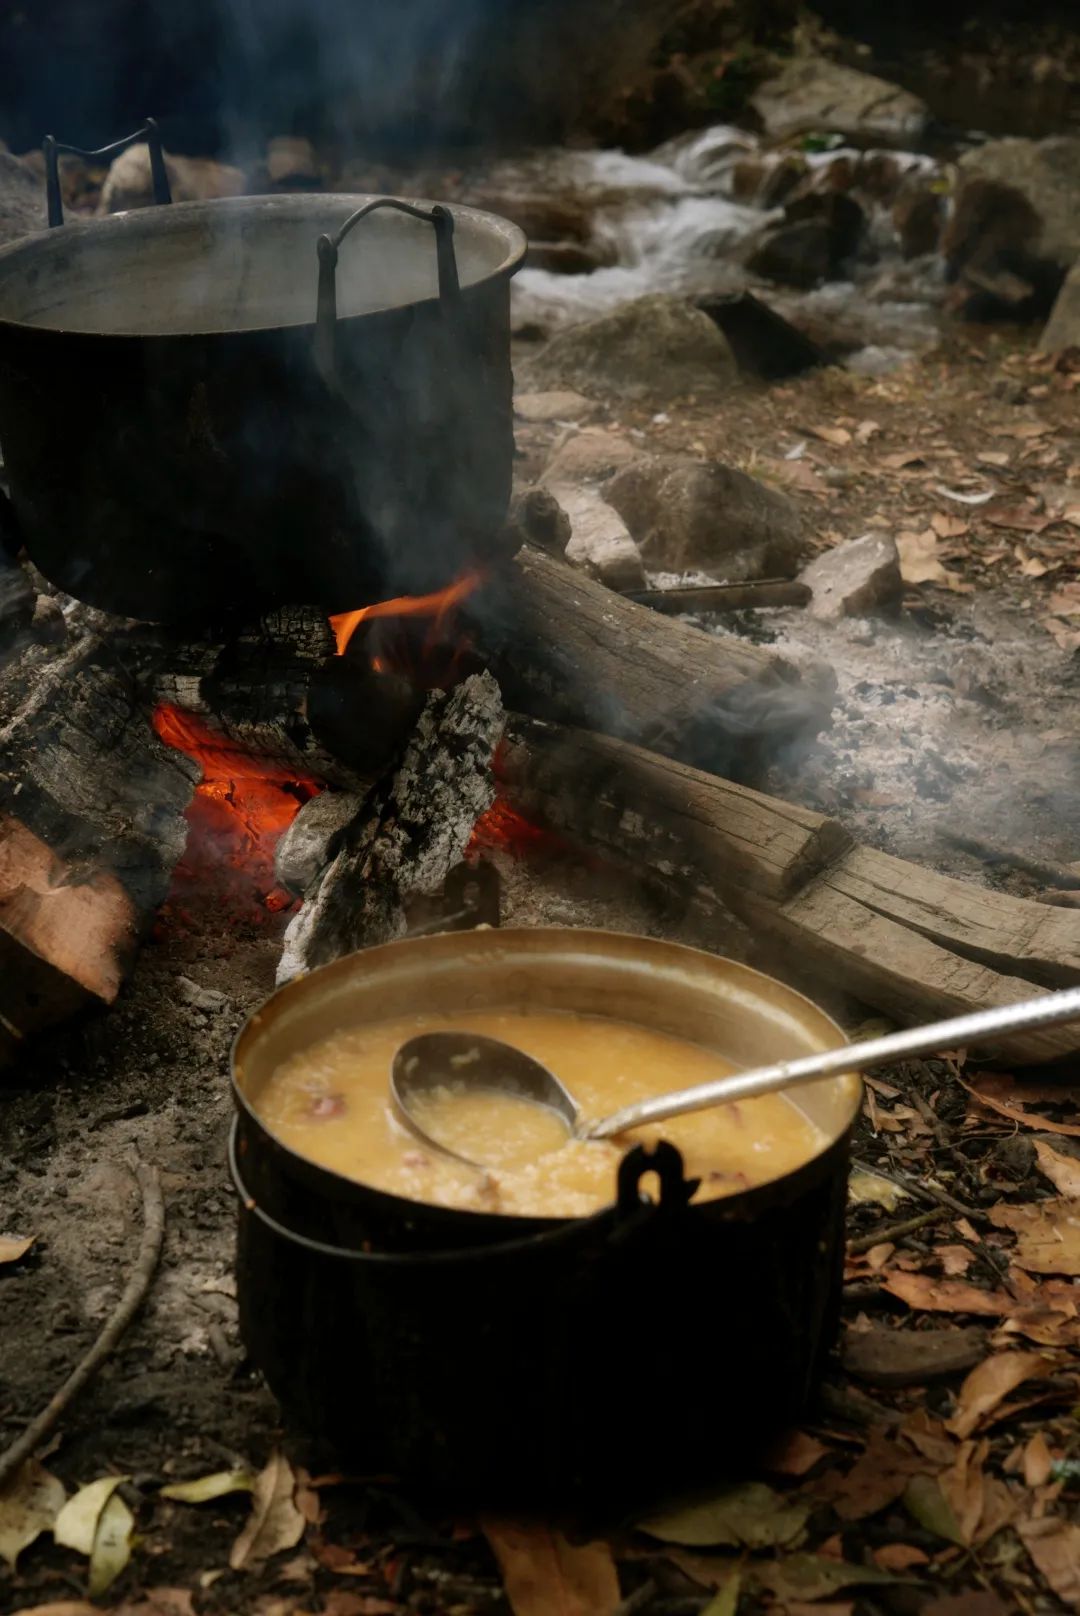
(472, 548, 831, 782)
(0, 635, 196, 919)
(278, 671, 504, 981)
(150, 605, 423, 789)
(498, 717, 1080, 1064)
(0, 814, 138, 1065)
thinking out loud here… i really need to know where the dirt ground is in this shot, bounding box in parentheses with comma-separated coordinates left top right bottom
(4, 329, 1080, 1615)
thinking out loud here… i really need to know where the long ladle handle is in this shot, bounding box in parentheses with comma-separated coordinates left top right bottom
(585, 984, 1080, 1140)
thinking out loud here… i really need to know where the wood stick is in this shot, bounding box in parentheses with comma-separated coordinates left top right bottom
(623, 580, 812, 614)
(942, 829, 1080, 892)
(498, 716, 1080, 1063)
(848, 1205, 952, 1254)
(473, 547, 832, 780)
(0, 1161, 164, 1488)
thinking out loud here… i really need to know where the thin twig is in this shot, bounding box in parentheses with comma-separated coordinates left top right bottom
(851, 1157, 985, 1222)
(0, 1161, 165, 1488)
(848, 1205, 952, 1254)
(941, 829, 1080, 892)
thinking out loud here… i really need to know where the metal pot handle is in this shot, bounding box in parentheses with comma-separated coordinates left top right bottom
(615, 1140, 699, 1221)
(43, 119, 171, 228)
(314, 197, 461, 389)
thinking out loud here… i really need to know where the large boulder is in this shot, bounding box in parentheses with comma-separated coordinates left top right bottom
(0, 152, 45, 243)
(525, 294, 738, 407)
(1041, 258, 1080, 353)
(750, 57, 929, 148)
(605, 455, 806, 577)
(953, 137, 1080, 275)
(100, 144, 246, 213)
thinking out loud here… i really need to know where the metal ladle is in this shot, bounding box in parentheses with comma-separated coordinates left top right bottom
(391, 986, 1080, 1170)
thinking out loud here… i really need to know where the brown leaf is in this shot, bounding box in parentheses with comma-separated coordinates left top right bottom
(7, 1606, 98, 1616)
(819, 1431, 924, 1522)
(1018, 1516, 1080, 1605)
(958, 1072, 1080, 1138)
(872, 1543, 929, 1571)
(760, 1429, 830, 1477)
(1045, 619, 1080, 654)
(229, 1452, 305, 1572)
(990, 1198, 1080, 1274)
(900, 1409, 957, 1467)
(0, 1234, 34, 1264)
(931, 513, 971, 539)
(945, 1351, 1056, 1439)
(998, 1305, 1080, 1348)
(924, 1593, 1012, 1616)
(937, 1244, 974, 1277)
(1032, 1140, 1080, 1197)
(883, 1272, 1014, 1316)
(855, 419, 881, 444)
(938, 1439, 988, 1544)
(1023, 1431, 1054, 1487)
(880, 450, 924, 470)
(113, 1593, 196, 1616)
(987, 508, 1052, 534)
(317, 1596, 397, 1616)
(806, 424, 852, 446)
(480, 1519, 619, 1616)
(897, 529, 949, 585)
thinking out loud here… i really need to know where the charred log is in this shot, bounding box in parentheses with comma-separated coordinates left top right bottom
(471, 547, 831, 783)
(278, 671, 504, 981)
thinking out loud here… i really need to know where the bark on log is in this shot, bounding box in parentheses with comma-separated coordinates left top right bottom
(0, 814, 136, 1066)
(0, 635, 196, 918)
(624, 580, 812, 614)
(472, 548, 832, 782)
(278, 672, 504, 982)
(499, 716, 1080, 1063)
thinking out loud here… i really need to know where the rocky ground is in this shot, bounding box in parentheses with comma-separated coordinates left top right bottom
(5, 18, 1080, 1616)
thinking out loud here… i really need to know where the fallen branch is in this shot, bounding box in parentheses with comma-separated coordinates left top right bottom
(848, 1205, 952, 1255)
(623, 579, 811, 614)
(0, 1160, 165, 1488)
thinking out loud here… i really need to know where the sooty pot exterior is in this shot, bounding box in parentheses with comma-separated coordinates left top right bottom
(232, 1123, 851, 1507)
(229, 928, 860, 1506)
(0, 195, 524, 623)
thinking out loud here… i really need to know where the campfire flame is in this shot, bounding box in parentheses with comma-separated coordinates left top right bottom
(329, 570, 484, 661)
(153, 704, 321, 921)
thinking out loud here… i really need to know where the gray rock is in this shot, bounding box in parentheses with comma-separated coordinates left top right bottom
(100, 144, 246, 213)
(605, 455, 806, 577)
(274, 790, 365, 896)
(541, 428, 640, 484)
(0, 152, 45, 243)
(1042, 257, 1080, 352)
(503, 486, 571, 558)
(892, 177, 944, 260)
(514, 389, 598, 423)
(955, 137, 1080, 273)
(526, 294, 738, 406)
(800, 532, 902, 621)
(548, 482, 646, 591)
(177, 975, 230, 1014)
(750, 57, 928, 148)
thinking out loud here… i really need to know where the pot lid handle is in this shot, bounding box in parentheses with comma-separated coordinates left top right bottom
(314, 197, 461, 391)
(42, 119, 171, 229)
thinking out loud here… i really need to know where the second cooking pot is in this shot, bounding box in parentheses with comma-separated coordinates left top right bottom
(230, 928, 861, 1504)
(0, 188, 525, 623)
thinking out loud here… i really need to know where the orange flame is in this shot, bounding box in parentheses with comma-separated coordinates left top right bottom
(329, 570, 484, 659)
(153, 704, 321, 922)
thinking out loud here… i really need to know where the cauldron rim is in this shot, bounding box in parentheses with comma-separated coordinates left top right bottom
(0, 191, 527, 341)
(230, 926, 861, 1243)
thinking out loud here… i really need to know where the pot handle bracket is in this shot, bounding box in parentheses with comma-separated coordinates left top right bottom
(615, 1140, 699, 1228)
(315, 197, 461, 390)
(43, 119, 171, 228)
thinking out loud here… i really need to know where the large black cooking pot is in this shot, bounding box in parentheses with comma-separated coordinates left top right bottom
(0, 180, 525, 623)
(231, 928, 861, 1506)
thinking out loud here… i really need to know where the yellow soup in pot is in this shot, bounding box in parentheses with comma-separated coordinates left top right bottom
(255, 1010, 828, 1219)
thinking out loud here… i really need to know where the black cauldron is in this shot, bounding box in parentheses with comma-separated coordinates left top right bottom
(230, 929, 860, 1506)
(0, 154, 524, 624)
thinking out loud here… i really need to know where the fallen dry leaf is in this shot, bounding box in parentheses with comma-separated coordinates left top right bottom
(1019, 1516, 1080, 1605)
(855, 419, 881, 444)
(883, 1272, 1014, 1316)
(819, 1431, 924, 1522)
(924, 1592, 1012, 1615)
(0, 1233, 34, 1264)
(946, 1351, 1056, 1439)
(1023, 1431, 1054, 1487)
(931, 513, 971, 539)
(750, 1553, 896, 1602)
(54, 1476, 128, 1557)
(1032, 1140, 1080, 1197)
(806, 423, 852, 446)
(6, 1606, 97, 1616)
(640, 1481, 807, 1548)
(873, 1543, 929, 1572)
(998, 1304, 1080, 1348)
(938, 1439, 988, 1545)
(998, 420, 1052, 439)
(700, 1576, 739, 1616)
(897, 528, 949, 585)
(229, 1452, 305, 1572)
(1045, 619, 1080, 654)
(480, 1519, 619, 1616)
(110, 1593, 195, 1616)
(880, 450, 924, 470)
(849, 1169, 908, 1210)
(904, 1474, 964, 1545)
(990, 1199, 1080, 1274)
(0, 1459, 66, 1569)
(958, 1072, 1080, 1138)
(937, 1244, 974, 1276)
(88, 1492, 135, 1598)
(759, 1429, 830, 1477)
(160, 1469, 256, 1504)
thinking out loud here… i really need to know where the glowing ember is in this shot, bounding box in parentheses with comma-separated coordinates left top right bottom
(468, 799, 568, 860)
(153, 704, 321, 921)
(329, 570, 484, 660)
